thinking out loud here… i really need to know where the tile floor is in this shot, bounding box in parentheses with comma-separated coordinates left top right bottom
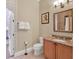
(9, 53, 44, 59)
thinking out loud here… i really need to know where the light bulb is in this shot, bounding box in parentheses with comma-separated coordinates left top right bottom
(53, 0, 59, 6)
(58, 0, 64, 4)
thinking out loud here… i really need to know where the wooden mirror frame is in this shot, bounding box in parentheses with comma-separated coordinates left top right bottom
(53, 9, 73, 33)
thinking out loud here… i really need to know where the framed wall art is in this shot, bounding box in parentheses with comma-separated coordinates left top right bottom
(41, 12, 49, 24)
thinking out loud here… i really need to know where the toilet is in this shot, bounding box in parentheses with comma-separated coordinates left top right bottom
(33, 37, 43, 56)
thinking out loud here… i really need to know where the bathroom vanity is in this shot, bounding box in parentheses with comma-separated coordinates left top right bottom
(43, 36, 72, 59)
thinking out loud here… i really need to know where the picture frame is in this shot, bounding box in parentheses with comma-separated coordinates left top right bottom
(41, 12, 49, 24)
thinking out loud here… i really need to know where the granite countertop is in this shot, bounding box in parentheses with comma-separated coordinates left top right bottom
(44, 36, 73, 47)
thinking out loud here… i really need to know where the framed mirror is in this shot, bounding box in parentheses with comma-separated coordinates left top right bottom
(53, 9, 73, 33)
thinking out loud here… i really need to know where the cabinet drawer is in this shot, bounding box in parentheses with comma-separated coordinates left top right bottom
(56, 43, 72, 59)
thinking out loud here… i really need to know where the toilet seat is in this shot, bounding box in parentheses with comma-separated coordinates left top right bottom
(33, 43, 43, 48)
(33, 43, 43, 56)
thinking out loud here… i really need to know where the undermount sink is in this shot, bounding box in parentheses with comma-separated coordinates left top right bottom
(53, 39, 66, 42)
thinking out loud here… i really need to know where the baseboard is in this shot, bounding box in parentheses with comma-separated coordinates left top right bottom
(15, 47, 33, 57)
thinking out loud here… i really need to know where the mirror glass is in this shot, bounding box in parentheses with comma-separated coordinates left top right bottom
(53, 9, 73, 33)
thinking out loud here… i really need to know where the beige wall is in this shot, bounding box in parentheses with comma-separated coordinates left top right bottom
(16, 0, 39, 52)
(39, 0, 73, 37)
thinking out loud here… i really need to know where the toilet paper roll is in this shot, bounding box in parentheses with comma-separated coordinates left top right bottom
(24, 41, 28, 45)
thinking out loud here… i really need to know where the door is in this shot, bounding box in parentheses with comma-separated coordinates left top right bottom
(9, 16, 15, 56)
(44, 40, 56, 59)
(56, 43, 72, 59)
(9, 13, 15, 56)
(6, 8, 15, 57)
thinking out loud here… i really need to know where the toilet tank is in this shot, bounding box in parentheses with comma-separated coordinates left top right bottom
(39, 37, 44, 44)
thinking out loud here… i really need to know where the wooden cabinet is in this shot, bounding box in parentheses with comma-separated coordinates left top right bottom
(56, 43, 72, 59)
(44, 40, 56, 59)
(44, 39, 72, 59)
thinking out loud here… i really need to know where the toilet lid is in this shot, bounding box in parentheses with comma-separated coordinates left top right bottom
(33, 43, 43, 48)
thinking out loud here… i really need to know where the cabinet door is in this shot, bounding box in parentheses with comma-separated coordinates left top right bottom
(44, 40, 56, 59)
(56, 43, 72, 59)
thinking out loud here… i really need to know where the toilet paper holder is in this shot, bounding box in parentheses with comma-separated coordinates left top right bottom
(24, 41, 28, 55)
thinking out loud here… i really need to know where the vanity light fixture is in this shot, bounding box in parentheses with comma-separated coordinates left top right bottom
(53, 0, 70, 8)
(53, 0, 59, 8)
(59, 0, 64, 8)
(60, 2, 64, 8)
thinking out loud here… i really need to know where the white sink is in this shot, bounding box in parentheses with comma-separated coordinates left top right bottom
(53, 39, 66, 42)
